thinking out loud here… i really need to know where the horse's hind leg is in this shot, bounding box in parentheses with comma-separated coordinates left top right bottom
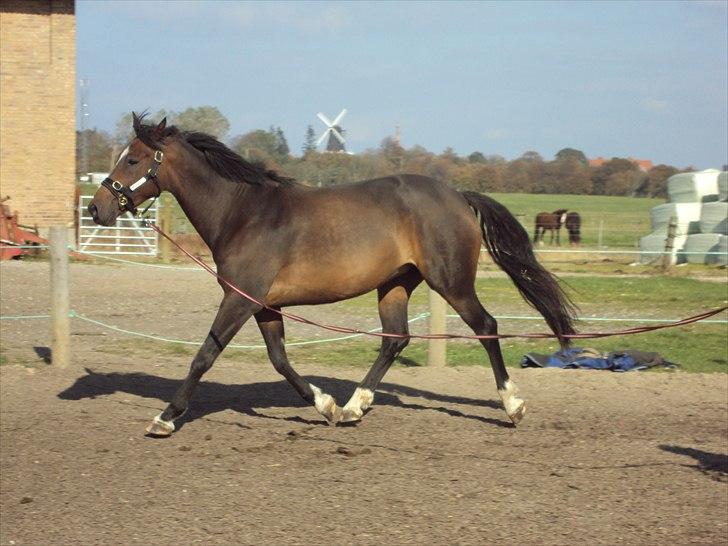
(441, 288, 526, 425)
(256, 308, 342, 424)
(341, 269, 422, 423)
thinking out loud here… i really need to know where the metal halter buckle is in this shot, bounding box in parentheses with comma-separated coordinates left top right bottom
(154, 150, 164, 162)
(111, 180, 123, 191)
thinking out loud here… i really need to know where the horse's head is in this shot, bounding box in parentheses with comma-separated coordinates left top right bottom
(553, 209, 568, 225)
(88, 113, 168, 226)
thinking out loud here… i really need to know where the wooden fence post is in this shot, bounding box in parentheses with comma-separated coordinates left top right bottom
(427, 289, 447, 367)
(159, 194, 172, 263)
(661, 216, 677, 271)
(49, 226, 70, 368)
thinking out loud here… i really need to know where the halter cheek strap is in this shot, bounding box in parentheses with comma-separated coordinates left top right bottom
(101, 150, 164, 216)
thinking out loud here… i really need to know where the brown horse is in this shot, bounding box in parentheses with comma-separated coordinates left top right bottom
(533, 209, 568, 245)
(565, 212, 581, 246)
(89, 114, 576, 436)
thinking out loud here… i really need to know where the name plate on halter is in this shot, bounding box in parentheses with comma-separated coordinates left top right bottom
(130, 176, 148, 191)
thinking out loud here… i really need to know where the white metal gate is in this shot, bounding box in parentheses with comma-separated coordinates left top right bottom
(78, 195, 159, 255)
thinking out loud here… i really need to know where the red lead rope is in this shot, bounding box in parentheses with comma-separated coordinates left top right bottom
(148, 223, 727, 341)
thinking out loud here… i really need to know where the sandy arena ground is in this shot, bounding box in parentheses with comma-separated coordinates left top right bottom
(1, 260, 726, 545)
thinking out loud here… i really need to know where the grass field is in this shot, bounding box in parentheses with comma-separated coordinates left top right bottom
(490, 192, 663, 248)
(295, 275, 727, 374)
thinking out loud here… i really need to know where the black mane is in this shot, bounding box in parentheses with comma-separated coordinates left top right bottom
(133, 113, 295, 187)
(182, 131, 296, 187)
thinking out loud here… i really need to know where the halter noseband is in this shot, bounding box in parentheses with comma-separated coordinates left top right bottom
(101, 150, 164, 216)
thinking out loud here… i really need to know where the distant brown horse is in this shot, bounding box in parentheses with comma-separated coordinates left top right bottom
(88, 113, 576, 436)
(565, 212, 581, 246)
(533, 209, 568, 245)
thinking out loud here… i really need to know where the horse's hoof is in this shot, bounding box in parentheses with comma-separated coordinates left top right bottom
(325, 404, 343, 425)
(340, 407, 363, 424)
(507, 400, 526, 425)
(310, 384, 342, 424)
(318, 401, 342, 425)
(145, 414, 175, 437)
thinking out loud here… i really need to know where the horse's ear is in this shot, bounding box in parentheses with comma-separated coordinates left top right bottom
(132, 111, 142, 135)
(157, 117, 167, 132)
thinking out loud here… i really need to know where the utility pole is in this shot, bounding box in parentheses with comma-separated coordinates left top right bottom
(79, 79, 90, 176)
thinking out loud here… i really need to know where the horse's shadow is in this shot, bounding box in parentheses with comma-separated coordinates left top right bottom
(57, 368, 512, 430)
(659, 444, 728, 480)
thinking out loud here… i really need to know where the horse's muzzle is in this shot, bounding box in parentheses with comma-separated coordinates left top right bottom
(87, 202, 116, 226)
(87, 202, 100, 223)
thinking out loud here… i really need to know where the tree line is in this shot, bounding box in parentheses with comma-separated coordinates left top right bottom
(76, 106, 682, 198)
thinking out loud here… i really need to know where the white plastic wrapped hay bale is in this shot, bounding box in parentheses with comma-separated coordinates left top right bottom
(650, 203, 702, 235)
(699, 201, 728, 235)
(667, 169, 720, 203)
(719, 172, 727, 201)
(719, 235, 728, 266)
(680, 233, 726, 265)
(639, 231, 687, 264)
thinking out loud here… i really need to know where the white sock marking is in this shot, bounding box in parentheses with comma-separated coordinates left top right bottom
(310, 383, 334, 415)
(344, 387, 374, 412)
(498, 380, 523, 416)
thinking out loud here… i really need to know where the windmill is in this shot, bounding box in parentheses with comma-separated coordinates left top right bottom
(316, 109, 347, 153)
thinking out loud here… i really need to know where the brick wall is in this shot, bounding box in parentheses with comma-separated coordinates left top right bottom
(0, 0, 76, 230)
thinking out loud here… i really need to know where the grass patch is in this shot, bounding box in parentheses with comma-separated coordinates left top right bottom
(282, 275, 727, 373)
(279, 323, 725, 373)
(490, 192, 662, 248)
(0, 347, 48, 369)
(106, 323, 726, 375)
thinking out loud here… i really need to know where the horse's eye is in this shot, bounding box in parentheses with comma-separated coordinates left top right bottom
(127, 158, 139, 166)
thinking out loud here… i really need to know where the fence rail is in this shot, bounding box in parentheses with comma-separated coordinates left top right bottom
(78, 195, 159, 256)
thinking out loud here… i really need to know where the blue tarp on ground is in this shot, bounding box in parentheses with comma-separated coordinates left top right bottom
(521, 347, 675, 372)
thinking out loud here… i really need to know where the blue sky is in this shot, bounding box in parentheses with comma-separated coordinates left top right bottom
(77, 0, 727, 169)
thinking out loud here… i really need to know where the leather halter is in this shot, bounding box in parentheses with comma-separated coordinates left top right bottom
(101, 150, 164, 215)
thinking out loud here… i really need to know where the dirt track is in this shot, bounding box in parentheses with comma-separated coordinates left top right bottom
(1, 261, 727, 545)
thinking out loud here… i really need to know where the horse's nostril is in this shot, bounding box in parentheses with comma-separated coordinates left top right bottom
(88, 203, 98, 219)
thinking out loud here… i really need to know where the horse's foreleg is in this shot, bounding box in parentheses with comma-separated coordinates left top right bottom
(341, 272, 421, 423)
(146, 292, 258, 436)
(255, 309, 342, 424)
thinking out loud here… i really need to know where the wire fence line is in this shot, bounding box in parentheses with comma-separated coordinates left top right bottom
(1, 310, 725, 350)
(0, 310, 430, 348)
(2, 235, 725, 352)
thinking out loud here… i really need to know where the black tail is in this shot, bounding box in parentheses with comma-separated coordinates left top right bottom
(461, 191, 577, 346)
